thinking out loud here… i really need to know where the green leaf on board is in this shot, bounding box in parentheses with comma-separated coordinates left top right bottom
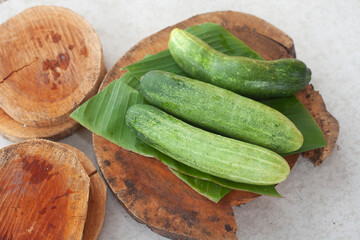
(170, 169, 232, 203)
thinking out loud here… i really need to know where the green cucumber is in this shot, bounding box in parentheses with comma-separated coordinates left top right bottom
(140, 70, 303, 153)
(168, 28, 311, 98)
(125, 104, 290, 185)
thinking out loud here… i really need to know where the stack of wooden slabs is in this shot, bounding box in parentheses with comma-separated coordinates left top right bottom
(0, 6, 106, 142)
(93, 11, 339, 240)
(0, 139, 106, 240)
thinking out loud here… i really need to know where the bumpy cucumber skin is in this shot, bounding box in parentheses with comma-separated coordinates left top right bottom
(140, 70, 303, 153)
(168, 28, 311, 98)
(126, 104, 290, 185)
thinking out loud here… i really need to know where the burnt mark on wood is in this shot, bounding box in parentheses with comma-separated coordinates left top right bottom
(221, 20, 229, 28)
(41, 72, 50, 84)
(42, 53, 71, 86)
(22, 156, 57, 184)
(124, 179, 137, 195)
(202, 228, 212, 236)
(226, 211, 234, 216)
(38, 207, 47, 214)
(52, 189, 74, 203)
(43, 59, 58, 71)
(224, 223, 233, 232)
(50, 31, 61, 43)
(43, 53, 70, 71)
(58, 53, 70, 70)
(208, 215, 220, 222)
(51, 70, 60, 81)
(51, 83, 57, 90)
(234, 24, 253, 33)
(182, 211, 199, 228)
(143, 209, 150, 222)
(162, 219, 171, 230)
(115, 150, 124, 162)
(108, 177, 116, 184)
(37, 37, 43, 48)
(80, 46, 89, 57)
(161, 205, 200, 230)
(49, 223, 56, 229)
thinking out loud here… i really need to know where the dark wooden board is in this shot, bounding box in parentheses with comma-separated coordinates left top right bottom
(93, 11, 338, 240)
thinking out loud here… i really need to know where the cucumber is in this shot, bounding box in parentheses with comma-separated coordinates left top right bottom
(168, 28, 311, 98)
(140, 70, 303, 153)
(125, 104, 290, 185)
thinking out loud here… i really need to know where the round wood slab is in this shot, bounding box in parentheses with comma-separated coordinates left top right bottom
(0, 6, 106, 128)
(93, 11, 338, 240)
(60, 143, 107, 240)
(0, 108, 80, 142)
(0, 139, 90, 240)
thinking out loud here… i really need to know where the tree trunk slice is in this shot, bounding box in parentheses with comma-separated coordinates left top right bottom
(0, 139, 90, 240)
(0, 6, 106, 127)
(0, 108, 81, 142)
(93, 11, 338, 240)
(60, 143, 107, 240)
(296, 85, 340, 165)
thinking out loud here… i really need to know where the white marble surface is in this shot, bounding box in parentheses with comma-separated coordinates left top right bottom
(0, 0, 359, 239)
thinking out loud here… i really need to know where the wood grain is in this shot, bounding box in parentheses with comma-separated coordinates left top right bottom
(0, 6, 105, 127)
(93, 11, 338, 240)
(0, 139, 90, 240)
(0, 108, 81, 142)
(60, 143, 107, 240)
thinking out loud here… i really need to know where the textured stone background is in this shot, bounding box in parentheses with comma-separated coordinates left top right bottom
(0, 0, 359, 239)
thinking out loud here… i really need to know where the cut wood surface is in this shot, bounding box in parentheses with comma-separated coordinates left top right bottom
(93, 11, 338, 240)
(0, 108, 81, 142)
(0, 6, 106, 128)
(296, 85, 340, 166)
(0, 139, 90, 240)
(60, 143, 107, 240)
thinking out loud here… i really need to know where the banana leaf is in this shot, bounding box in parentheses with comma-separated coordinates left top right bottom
(261, 97, 326, 156)
(71, 22, 326, 202)
(72, 77, 281, 202)
(170, 169, 232, 203)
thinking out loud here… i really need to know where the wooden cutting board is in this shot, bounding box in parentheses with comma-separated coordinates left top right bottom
(0, 5, 106, 141)
(0, 140, 90, 240)
(0, 108, 81, 142)
(93, 11, 338, 240)
(0, 140, 107, 240)
(61, 143, 107, 240)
